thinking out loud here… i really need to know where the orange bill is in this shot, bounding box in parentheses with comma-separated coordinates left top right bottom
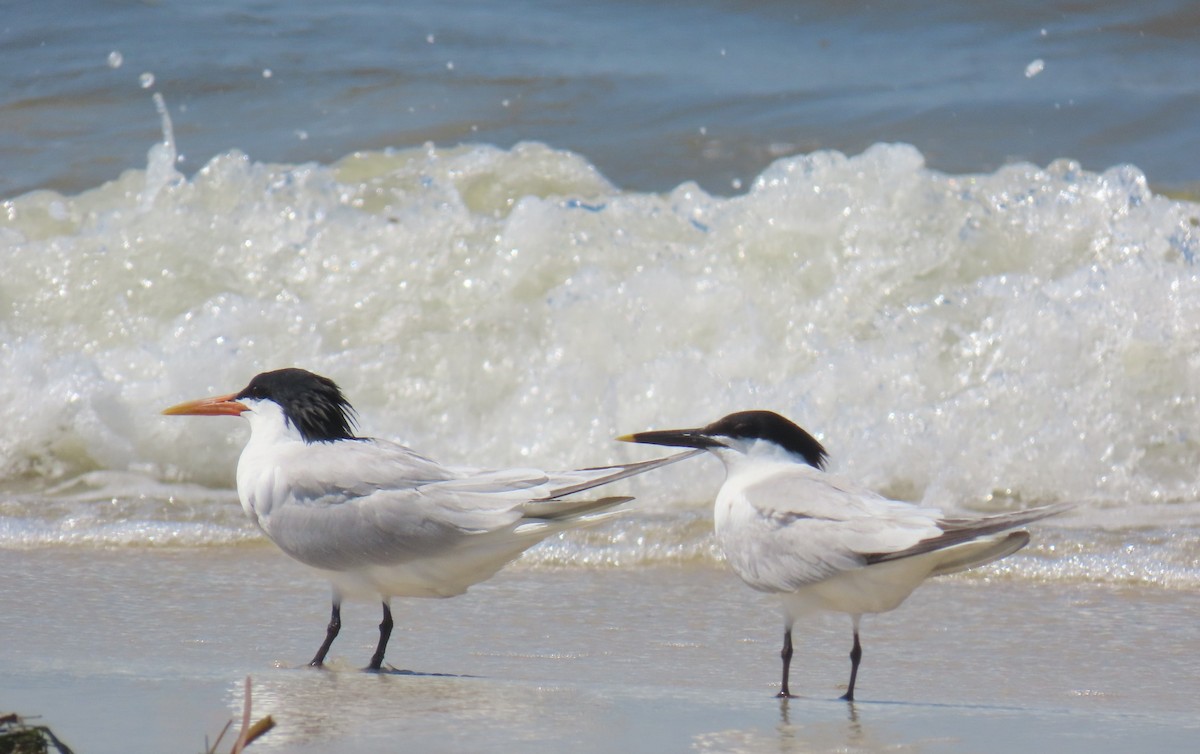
(161, 393, 247, 417)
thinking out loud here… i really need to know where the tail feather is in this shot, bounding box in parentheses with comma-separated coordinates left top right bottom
(520, 495, 632, 522)
(513, 496, 631, 537)
(927, 530, 1030, 577)
(865, 502, 1070, 567)
(937, 502, 1074, 537)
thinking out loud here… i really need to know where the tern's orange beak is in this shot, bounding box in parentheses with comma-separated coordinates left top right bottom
(161, 393, 248, 417)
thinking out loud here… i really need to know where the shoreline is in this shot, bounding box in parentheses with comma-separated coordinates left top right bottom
(3, 548, 1198, 752)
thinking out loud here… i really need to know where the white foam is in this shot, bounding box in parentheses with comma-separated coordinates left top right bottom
(2, 137, 1199, 584)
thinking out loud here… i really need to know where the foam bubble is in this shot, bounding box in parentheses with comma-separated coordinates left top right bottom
(2, 139, 1198, 584)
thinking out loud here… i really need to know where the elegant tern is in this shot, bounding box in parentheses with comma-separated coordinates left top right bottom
(163, 367, 696, 670)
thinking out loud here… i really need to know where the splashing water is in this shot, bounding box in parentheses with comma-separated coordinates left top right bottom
(1, 107, 1198, 585)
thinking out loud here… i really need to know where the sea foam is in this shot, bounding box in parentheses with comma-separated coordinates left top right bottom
(2, 132, 1199, 576)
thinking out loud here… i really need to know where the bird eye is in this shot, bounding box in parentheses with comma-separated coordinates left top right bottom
(240, 383, 268, 401)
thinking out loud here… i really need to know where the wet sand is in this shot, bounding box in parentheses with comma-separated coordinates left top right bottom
(3, 546, 1198, 752)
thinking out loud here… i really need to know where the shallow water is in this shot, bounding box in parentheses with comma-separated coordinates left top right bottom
(3, 548, 1198, 753)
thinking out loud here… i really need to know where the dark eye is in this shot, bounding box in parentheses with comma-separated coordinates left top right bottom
(239, 382, 268, 401)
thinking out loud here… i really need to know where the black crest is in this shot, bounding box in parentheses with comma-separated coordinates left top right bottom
(704, 410, 828, 469)
(236, 368, 359, 443)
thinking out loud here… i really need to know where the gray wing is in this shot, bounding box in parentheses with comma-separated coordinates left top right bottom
(862, 502, 1073, 568)
(290, 440, 701, 501)
(260, 440, 681, 571)
(262, 485, 512, 571)
(279, 437, 462, 503)
(726, 466, 1070, 592)
(722, 467, 947, 592)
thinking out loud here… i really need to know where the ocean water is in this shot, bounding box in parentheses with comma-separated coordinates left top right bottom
(4, 0, 1200, 199)
(2, 0, 1199, 593)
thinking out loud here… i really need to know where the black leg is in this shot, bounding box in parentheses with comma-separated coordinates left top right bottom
(776, 626, 795, 698)
(840, 626, 862, 701)
(367, 601, 393, 671)
(309, 597, 342, 668)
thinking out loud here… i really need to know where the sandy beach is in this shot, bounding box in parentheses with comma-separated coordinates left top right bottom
(4, 545, 1197, 753)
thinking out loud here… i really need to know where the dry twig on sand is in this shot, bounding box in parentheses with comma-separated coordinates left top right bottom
(205, 677, 275, 754)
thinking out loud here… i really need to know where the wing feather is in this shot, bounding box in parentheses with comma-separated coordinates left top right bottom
(863, 502, 1072, 566)
(717, 465, 1069, 593)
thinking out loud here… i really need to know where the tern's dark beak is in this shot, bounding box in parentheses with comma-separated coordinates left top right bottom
(616, 428, 725, 450)
(161, 392, 248, 417)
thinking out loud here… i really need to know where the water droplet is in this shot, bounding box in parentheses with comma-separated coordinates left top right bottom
(1024, 59, 1045, 78)
(139, 72, 155, 88)
(262, 68, 273, 79)
(107, 51, 123, 69)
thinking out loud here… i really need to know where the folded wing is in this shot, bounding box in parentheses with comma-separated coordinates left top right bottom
(727, 466, 1069, 592)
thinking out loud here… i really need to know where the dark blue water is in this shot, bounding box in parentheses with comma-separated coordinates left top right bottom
(2, 0, 1197, 198)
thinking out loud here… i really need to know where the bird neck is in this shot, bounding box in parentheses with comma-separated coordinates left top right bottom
(716, 439, 822, 475)
(243, 400, 309, 446)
